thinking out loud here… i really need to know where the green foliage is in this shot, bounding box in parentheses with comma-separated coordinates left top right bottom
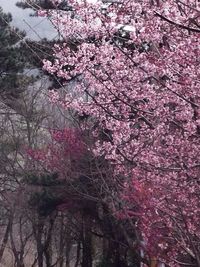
(16, 0, 55, 10)
(96, 258, 113, 267)
(25, 172, 60, 186)
(0, 7, 28, 95)
(25, 172, 64, 216)
(20, 39, 54, 70)
(28, 188, 63, 216)
(16, 0, 72, 11)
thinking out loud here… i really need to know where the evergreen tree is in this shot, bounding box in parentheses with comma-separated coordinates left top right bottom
(0, 7, 27, 97)
(16, 0, 71, 11)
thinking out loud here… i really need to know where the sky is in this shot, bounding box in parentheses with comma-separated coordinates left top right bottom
(0, 0, 57, 40)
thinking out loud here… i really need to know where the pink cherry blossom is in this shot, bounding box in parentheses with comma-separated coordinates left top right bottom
(39, 1, 200, 265)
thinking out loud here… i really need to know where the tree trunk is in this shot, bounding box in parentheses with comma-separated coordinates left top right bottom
(10, 220, 25, 267)
(81, 217, 92, 267)
(33, 220, 44, 267)
(74, 241, 81, 267)
(0, 215, 12, 263)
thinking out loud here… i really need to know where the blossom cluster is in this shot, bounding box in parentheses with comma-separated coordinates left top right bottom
(40, 1, 200, 265)
(27, 128, 85, 179)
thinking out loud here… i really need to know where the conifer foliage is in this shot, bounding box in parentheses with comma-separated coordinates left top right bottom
(0, 7, 26, 96)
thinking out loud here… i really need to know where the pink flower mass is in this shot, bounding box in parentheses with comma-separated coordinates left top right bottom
(40, 1, 200, 265)
(27, 128, 85, 177)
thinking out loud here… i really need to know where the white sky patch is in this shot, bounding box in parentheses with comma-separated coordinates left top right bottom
(116, 24, 135, 32)
(87, 0, 99, 2)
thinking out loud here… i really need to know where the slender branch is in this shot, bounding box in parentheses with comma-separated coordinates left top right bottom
(155, 12, 200, 33)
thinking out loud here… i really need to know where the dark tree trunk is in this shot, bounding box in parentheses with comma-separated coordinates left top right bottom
(74, 241, 81, 267)
(81, 217, 92, 267)
(33, 220, 44, 267)
(0, 215, 12, 262)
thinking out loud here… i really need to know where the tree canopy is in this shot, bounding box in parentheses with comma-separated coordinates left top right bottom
(40, 0, 200, 266)
(0, 7, 27, 96)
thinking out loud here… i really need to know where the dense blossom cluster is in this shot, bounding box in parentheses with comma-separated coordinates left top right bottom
(27, 128, 85, 178)
(40, 0, 200, 265)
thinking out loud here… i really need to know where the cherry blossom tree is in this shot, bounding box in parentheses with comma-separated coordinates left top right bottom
(39, 1, 200, 266)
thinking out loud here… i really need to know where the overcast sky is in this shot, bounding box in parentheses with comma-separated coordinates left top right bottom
(0, 0, 57, 40)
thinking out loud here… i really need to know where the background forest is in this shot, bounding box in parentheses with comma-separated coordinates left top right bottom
(0, 1, 134, 266)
